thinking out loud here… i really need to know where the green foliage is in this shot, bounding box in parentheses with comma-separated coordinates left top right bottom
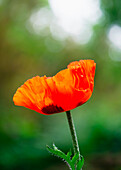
(77, 157, 84, 170)
(47, 144, 84, 170)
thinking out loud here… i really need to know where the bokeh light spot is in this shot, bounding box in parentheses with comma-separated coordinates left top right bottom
(29, 0, 102, 44)
(108, 25, 121, 50)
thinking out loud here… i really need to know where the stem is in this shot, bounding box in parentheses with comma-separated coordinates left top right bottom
(66, 110, 80, 159)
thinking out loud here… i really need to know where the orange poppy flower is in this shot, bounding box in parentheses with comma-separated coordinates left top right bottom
(13, 60, 96, 115)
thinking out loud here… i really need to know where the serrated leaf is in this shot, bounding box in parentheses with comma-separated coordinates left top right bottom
(72, 152, 79, 165)
(46, 145, 66, 160)
(46, 144, 75, 170)
(76, 156, 84, 170)
(47, 144, 84, 170)
(67, 150, 72, 159)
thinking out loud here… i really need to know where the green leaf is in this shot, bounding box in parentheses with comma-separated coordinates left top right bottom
(67, 150, 72, 159)
(46, 144, 84, 170)
(72, 152, 79, 165)
(47, 144, 73, 169)
(76, 156, 84, 170)
(46, 145, 67, 160)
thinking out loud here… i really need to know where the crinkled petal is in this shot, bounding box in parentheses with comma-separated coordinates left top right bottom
(13, 60, 96, 115)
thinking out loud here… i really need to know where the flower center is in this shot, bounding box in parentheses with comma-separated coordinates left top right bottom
(41, 104, 64, 114)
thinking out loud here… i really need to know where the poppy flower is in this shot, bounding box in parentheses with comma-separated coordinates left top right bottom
(13, 60, 96, 115)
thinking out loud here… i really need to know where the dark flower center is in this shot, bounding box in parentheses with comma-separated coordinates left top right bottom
(42, 104, 64, 114)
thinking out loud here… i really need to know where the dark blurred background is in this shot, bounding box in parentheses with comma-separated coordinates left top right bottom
(0, 0, 121, 169)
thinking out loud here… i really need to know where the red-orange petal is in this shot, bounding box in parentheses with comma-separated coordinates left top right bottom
(13, 60, 96, 115)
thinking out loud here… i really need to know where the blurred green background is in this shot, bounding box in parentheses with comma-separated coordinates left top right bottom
(0, 0, 121, 169)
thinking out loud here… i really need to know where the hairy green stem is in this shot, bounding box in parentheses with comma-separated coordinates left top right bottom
(66, 110, 80, 159)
